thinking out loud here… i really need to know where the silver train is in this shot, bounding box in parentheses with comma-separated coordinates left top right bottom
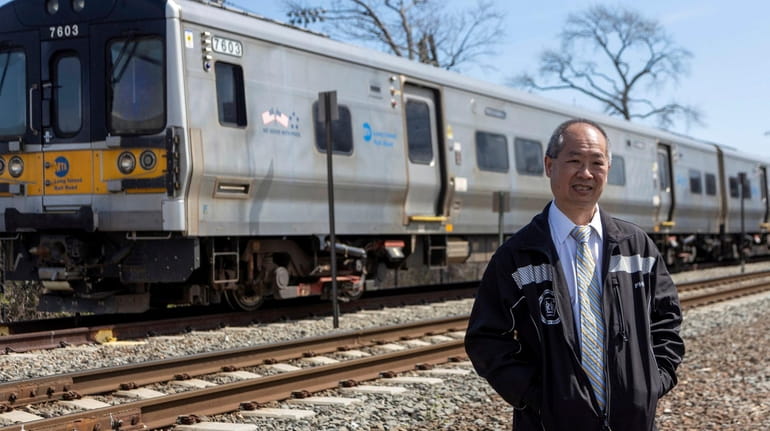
(0, 0, 767, 313)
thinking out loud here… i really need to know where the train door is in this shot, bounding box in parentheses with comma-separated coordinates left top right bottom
(402, 85, 445, 221)
(40, 36, 93, 209)
(655, 143, 674, 227)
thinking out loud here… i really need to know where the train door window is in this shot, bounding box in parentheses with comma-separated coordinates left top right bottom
(0, 50, 27, 136)
(705, 173, 717, 196)
(607, 155, 626, 185)
(689, 169, 702, 194)
(514, 137, 543, 176)
(475, 131, 508, 172)
(312, 102, 353, 154)
(657, 152, 670, 191)
(53, 53, 82, 136)
(405, 99, 433, 164)
(729, 176, 739, 198)
(215, 62, 247, 127)
(108, 37, 165, 135)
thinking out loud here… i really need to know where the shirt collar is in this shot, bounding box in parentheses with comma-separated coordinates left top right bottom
(549, 201, 603, 244)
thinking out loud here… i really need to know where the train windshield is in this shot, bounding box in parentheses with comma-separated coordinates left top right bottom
(0, 50, 27, 137)
(108, 37, 165, 135)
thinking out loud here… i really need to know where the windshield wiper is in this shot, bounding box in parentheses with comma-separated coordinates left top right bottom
(0, 52, 10, 96)
(111, 39, 139, 85)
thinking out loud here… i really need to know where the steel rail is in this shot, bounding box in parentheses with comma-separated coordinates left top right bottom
(0, 327, 95, 353)
(0, 286, 478, 353)
(676, 270, 770, 292)
(0, 340, 465, 431)
(680, 279, 770, 308)
(0, 315, 467, 407)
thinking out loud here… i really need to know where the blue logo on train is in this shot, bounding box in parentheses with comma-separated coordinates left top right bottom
(363, 122, 373, 142)
(54, 156, 69, 178)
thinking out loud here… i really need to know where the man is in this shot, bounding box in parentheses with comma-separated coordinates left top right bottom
(465, 119, 685, 431)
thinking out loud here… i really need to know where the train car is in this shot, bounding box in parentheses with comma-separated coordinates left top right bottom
(0, 0, 767, 314)
(718, 147, 770, 256)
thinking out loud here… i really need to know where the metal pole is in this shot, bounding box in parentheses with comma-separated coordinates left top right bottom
(320, 91, 340, 328)
(497, 191, 504, 247)
(739, 172, 746, 273)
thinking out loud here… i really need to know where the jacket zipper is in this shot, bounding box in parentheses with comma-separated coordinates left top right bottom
(602, 412, 613, 430)
(612, 280, 629, 342)
(602, 276, 627, 430)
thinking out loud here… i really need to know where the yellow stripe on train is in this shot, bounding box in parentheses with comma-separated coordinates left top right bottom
(0, 149, 166, 196)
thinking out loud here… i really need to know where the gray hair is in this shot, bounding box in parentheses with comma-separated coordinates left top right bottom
(545, 118, 612, 162)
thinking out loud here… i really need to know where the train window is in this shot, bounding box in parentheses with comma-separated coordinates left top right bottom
(405, 100, 433, 164)
(53, 54, 82, 136)
(705, 173, 717, 196)
(108, 37, 165, 135)
(0, 50, 27, 136)
(215, 62, 247, 127)
(657, 152, 670, 191)
(475, 131, 509, 172)
(728, 175, 753, 199)
(312, 102, 353, 154)
(689, 169, 702, 194)
(607, 155, 625, 186)
(514, 137, 543, 176)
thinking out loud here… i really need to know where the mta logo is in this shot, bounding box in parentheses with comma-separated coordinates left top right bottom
(54, 156, 69, 178)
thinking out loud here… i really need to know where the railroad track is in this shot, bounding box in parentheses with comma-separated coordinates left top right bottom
(1, 272, 769, 430)
(2, 269, 769, 354)
(676, 269, 770, 293)
(0, 283, 478, 353)
(0, 316, 467, 431)
(678, 271, 770, 308)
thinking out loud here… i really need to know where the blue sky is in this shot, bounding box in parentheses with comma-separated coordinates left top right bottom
(243, 0, 770, 158)
(3, 0, 767, 158)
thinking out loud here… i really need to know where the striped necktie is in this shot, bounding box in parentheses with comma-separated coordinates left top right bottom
(571, 225, 606, 411)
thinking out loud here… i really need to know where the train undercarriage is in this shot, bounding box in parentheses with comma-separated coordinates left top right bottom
(654, 231, 770, 270)
(2, 228, 767, 314)
(0, 232, 485, 314)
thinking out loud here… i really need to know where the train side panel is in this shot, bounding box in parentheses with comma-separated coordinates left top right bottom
(180, 16, 409, 236)
(668, 142, 722, 234)
(597, 131, 659, 230)
(720, 148, 767, 234)
(439, 90, 554, 234)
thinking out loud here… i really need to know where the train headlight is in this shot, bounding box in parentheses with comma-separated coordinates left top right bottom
(8, 157, 23, 178)
(72, 0, 85, 12)
(117, 152, 136, 174)
(46, 0, 59, 14)
(0, 157, 5, 175)
(139, 150, 157, 170)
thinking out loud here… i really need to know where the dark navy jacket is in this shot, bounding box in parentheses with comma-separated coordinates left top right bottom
(465, 204, 685, 431)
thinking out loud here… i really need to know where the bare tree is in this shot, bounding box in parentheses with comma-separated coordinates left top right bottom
(511, 5, 702, 129)
(284, 0, 506, 71)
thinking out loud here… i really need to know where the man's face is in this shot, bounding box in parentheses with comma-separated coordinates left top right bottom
(544, 123, 610, 216)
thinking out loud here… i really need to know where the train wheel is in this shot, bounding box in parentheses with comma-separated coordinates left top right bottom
(224, 284, 264, 311)
(339, 280, 364, 301)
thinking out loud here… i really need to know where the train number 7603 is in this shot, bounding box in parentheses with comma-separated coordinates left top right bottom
(49, 24, 80, 39)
